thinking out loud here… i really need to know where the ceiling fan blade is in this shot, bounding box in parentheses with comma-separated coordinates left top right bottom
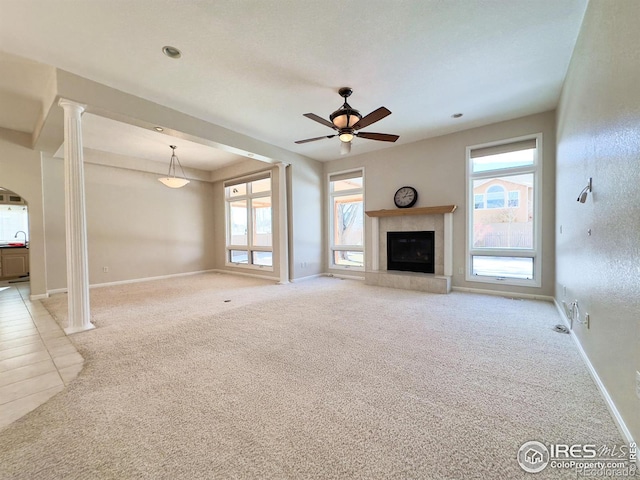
(303, 113, 337, 130)
(351, 107, 391, 130)
(356, 132, 399, 142)
(295, 134, 336, 144)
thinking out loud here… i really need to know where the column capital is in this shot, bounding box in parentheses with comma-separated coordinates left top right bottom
(58, 98, 87, 113)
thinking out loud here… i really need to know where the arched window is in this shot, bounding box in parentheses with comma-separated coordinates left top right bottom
(486, 185, 505, 208)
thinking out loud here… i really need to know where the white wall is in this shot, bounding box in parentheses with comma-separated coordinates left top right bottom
(42, 150, 216, 290)
(325, 111, 556, 296)
(556, 0, 640, 443)
(0, 129, 47, 296)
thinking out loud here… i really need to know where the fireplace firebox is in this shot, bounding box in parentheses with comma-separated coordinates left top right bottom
(387, 231, 435, 274)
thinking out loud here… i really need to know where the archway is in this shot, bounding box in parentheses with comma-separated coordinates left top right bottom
(0, 187, 30, 286)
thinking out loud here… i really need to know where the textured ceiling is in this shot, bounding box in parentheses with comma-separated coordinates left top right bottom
(0, 0, 588, 165)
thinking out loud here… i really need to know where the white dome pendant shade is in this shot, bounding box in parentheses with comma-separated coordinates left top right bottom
(158, 177, 190, 188)
(158, 145, 190, 188)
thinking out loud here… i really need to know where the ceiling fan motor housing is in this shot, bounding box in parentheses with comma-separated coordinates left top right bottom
(331, 86, 361, 129)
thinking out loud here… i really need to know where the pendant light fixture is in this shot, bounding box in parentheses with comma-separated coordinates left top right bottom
(158, 145, 190, 188)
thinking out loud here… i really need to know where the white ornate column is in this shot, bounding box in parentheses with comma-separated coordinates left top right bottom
(276, 162, 290, 284)
(59, 99, 94, 334)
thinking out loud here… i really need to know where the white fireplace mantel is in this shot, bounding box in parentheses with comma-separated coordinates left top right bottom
(365, 205, 457, 294)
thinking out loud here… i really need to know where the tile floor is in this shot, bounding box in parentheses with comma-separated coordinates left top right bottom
(0, 282, 83, 430)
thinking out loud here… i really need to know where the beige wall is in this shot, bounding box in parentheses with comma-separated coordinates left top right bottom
(288, 158, 324, 279)
(325, 111, 556, 296)
(42, 151, 217, 290)
(556, 0, 640, 442)
(0, 129, 47, 296)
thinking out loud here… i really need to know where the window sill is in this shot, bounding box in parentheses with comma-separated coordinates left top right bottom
(329, 265, 365, 272)
(465, 274, 540, 288)
(225, 263, 274, 272)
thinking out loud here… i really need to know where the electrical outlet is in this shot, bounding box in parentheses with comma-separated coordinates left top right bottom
(584, 312, 590, 329)
(458, 267, 464, 275)
(636, 371, 640, 400)
(103, 266, 109, 273)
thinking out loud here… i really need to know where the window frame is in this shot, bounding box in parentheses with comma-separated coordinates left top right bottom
(465, 134, 542, 287)
(224, 171, 273, 271)
(328, 168, 365, 272)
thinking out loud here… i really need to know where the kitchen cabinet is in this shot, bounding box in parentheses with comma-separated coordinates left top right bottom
(1, 248, 29, 279)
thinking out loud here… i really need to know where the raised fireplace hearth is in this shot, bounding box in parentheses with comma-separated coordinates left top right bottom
(387, 231, 435, 274)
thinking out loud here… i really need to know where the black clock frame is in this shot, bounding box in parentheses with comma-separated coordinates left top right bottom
(394, 186, 418, 208)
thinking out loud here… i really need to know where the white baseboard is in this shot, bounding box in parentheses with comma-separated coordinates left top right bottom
(46, 269, 220, 296)
(46, 288, 67, 296)
(553, 299, 636, 450)
(452, 285, 554, 302)
(29, 293, 49, 301)
(92, 270, 219, 289)
(325, 273, 365, 281)
(210, 269, 279, 283)
(290, 273, 323, 283)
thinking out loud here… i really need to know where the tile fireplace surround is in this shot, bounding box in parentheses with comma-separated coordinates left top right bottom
(364, 205, 457, 294)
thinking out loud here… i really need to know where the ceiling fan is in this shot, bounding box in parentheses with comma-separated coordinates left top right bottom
(295, 87, 399, 154)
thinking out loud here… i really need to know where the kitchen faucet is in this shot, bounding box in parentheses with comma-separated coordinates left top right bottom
(14, 231, 27, 244)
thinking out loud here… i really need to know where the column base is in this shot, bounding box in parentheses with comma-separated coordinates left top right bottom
(64, 323, 96, 335)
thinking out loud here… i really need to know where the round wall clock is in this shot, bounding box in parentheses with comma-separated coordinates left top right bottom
(394, 186, 418, 208)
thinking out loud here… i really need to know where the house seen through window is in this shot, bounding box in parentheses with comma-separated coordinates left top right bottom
(467, 136, 541, 285)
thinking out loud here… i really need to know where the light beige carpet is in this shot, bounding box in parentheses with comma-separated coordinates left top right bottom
(0, 274, 624, 479)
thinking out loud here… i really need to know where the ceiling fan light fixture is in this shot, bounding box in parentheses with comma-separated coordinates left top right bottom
(340, 141, 351, 155)
(158, 145, 190, 189)
(339, 131, 354, 142)
(295, 87, 398, 147)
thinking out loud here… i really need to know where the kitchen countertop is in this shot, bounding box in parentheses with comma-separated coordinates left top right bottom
(0, 244, 28, 249)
